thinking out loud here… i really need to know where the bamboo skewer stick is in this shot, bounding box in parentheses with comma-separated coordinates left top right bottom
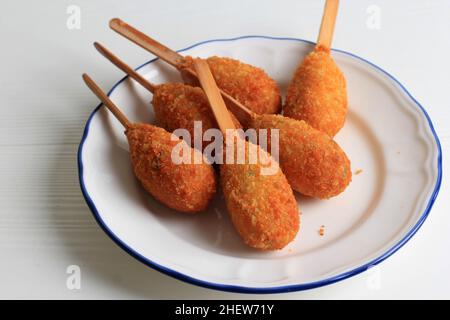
(193, 59, 237, 133)
(82, 73, 131, 128)
(109, 18, 254, 127)
(109, 18, 184, 68)
(94, 42, 156, 93)
(316, 0, 339, 49)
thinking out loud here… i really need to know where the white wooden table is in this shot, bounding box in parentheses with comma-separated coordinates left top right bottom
(0, 0, 448, 299)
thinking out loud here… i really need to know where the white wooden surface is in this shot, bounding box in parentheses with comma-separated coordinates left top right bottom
(0, 0, 449, 299)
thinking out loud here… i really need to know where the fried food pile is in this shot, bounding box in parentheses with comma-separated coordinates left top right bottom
(152, 83, 241, 149)
(86, 13, 352, 250)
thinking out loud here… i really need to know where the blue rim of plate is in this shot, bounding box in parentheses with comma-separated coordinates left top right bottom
(78, 35, 442, 294)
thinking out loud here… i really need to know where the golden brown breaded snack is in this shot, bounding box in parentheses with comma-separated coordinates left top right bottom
(126, 123, 216, 213)
(152, 83, 241, 149)
(284, 46, 347, 137)
(220, 139, 299, 250)
(251, 114, 351, 199)
(180, 56, 281, 115)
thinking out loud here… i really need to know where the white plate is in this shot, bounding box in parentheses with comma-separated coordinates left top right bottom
(78, 36, 442, 293)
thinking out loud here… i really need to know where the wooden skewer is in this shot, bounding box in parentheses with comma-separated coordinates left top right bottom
(109, 18, 254, 126)
(82, 73, 131, 128)
(316, 0, 339, 49)
(94, 42, 249, 135)
(94, 42, 156, 93)
(109, 18, 184, 68)
(109, 18, 195, 78)
(193, 59, 236, 133)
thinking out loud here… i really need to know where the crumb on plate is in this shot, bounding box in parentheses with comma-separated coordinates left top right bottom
(319, 225, 325, 236)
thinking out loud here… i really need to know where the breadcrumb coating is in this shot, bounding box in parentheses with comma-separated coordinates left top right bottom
(126, 123, 216, 213)
(181, 56, 281, 115)
(284, 46, 347, 137)
(251, 114, 351, 199)
(152, 83, 241, 149)
(220, 139, 299, 250)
